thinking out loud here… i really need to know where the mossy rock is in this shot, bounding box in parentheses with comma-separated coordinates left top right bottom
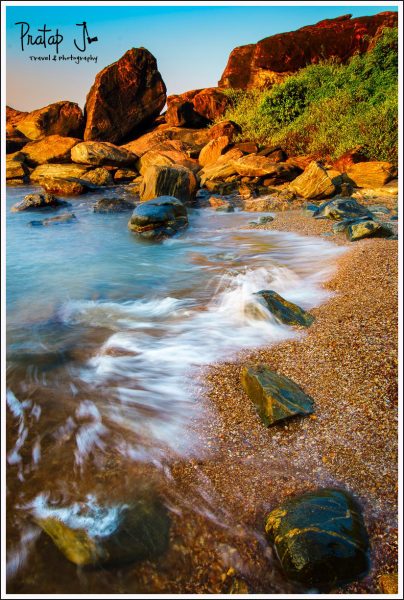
(314, 197, 373, 221)
(255, 290, 314, 327)
(34, 494, 171, 567)
(265, 488, 369, 589)
(346, 219, 392, 241)
(240, 365, 314, 426)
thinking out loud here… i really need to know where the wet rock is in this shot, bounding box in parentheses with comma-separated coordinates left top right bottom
(21, 135, 80, 166)
(209, 197, 234, 212)
(199, 136, 231, 167)
(29, 213, 77, 226)
(240, 365, 314, 426)
(249, 215, 274, 225)
(346, 161, 396, 188)
(346, 219, 392, 242)
(313, 197, 373, 221)
(114, 168, 138, 183)
(378, 573, 398, 594)
(255, 290, 314, 327)
(11, 193, 69, 212)
(84, 48, 166, 143)
(94, 197, 135, 213)
(33, 493, 171, 567)
(71, 142, 138, 167)
(289, 161, 341, 199)
(140, 165, 197, 203)
(16, 101, 84, 140)
(128, 196, 188, 240)
(81, 168, 114, 186)
(40, 178, 87, 196)
(265, 488, 369, 588)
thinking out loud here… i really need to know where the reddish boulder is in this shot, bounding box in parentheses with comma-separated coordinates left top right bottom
(333, 147, 368, 173)
(21, 135, 80, 165)
(16, 101, 84, 140)
(219, 12, 398, 89)
(209, 120, 241, 142)
(84, 48, 166, 143)
(166, 88, 230, 127)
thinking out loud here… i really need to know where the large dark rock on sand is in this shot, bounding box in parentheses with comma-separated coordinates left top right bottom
(140, 165, 197, 203)
(16, 101, 84, 140)
(21, 135, 80, 166)
(289, 161, 342, 199)
(265, 488, 369, 588)
(11, 193, 69, 212)
(34, 494, 171, 567)
(219, 12, 398, 89)
(240, 365, 314, 426)
(71, 141, 138, 167)
(255, 290, 314, 327)
(346, 219, 393, 242)
(94, 197, 135, 213)
(313, 197, 373, 221)
(84, 48, 166, 143)
(128, 196, 188, 241)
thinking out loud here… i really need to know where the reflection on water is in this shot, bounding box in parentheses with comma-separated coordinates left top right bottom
(6, 185, 344, 593)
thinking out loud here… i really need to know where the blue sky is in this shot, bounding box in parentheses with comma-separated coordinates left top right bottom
(6, 4, 398, 111)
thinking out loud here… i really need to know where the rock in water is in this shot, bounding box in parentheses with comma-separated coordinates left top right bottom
(128, 196, 188, 240)
(240, 365, 314, 426)
(289, 161, 341, 199)
(265, 488, 370, 588)
(314, 197, 373, 221)
(32, 493, 171, 567)
(16, 101, 84, 140)
(140, 165, 197, 203)
(29, 213, 77, 226)
(84, 48, 166, 143)
(94, 198, 135, 213)
(255, 290, 314, 327)
(11, 193, 69, 212)
(346, 220, 392, 242)
(71, 141, 138, 167)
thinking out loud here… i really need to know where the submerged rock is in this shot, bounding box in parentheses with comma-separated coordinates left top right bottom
(94, 197, 135, 213)
(11, 193, 69, 212)
(265, 488, 370, 588)
(255, 290, 314, 327)
(346, 219, 392, 242)
(29, 213, 77, 226)
(128, 196, 188, 240)
(32, 493, 171, 567)
(240, 365, 314, 426)
(314, 197, 373, 221)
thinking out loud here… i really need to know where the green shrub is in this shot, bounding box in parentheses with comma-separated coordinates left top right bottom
(216, 27, 398, 163)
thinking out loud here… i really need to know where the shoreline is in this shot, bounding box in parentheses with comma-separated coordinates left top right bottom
(170, 210, 398, 594)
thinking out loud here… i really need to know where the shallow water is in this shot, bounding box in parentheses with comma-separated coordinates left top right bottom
(6, 185, 345, 593)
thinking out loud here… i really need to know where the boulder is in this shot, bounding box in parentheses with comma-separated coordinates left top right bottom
(123, 126, 212, 158)
(40, 178, 87, 196)
(94, 198, 136, 213)
(6, 132, 29, 154)
(81, 168, 114, 186)
(11, 193, 69, 212)
(16, 101, 84, 140)
(249, 215, 274, 225)
(209, 120, 241, 142)
(6, 108, 30, 152)
(84, 48, 166, 143)
(333, 147, 368, 172)
(346, 219, 392, 242)
(346, 161, 396, 188)
(137, 150, 174, 175)
(199, 148, 244, 185)
(33, 493, 170, 567)
(289, 161, 341, 199)
(313, 197, 373, 221)
(265, 488, 369, 588)
(29, 213, 77, 226)
(234, 141, 259, 155)
(21, 135, 80, 165)
(240, 365, 314, 426)
(71, 141, 138, 167)
(6, 153, 29, 181)
(233, 155, 298, 182)
(114, 168, 138, 183)
(30, 163, 90, 183)
(257, 146, 287, 162)
(140, 165, 197, 203)
(128, 196, 188, 240)
(166, 87, 230, 127)
(209, 197, 234, 212)
(199, 136, 231, 167)
(219, 12, 398, 89)
(255, 290, 314, 327)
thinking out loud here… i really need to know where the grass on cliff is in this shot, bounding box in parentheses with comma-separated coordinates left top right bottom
(217, 27, 398, 163)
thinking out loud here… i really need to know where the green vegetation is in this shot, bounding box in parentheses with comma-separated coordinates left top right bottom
(218, 27, 398, 163)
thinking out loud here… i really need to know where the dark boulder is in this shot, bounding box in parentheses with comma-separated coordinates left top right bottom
(313, 197, 373, 221)
(128, 196, 188, 240)
(255, 290, 314, 327)
(94, 197, 136, 213)
(265, 488, 369, 588)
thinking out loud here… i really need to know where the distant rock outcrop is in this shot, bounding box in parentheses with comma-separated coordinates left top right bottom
(84, 48, 166, 143)
(219, 12, 398, 89)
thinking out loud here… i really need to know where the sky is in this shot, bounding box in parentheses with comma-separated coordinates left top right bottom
(6, 3, 398, 112)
